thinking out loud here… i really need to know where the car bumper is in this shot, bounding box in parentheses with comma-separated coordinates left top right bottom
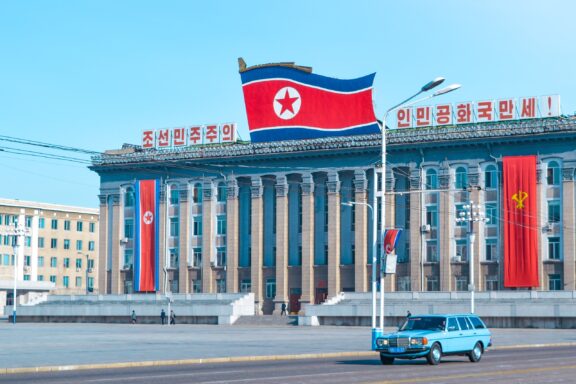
(377, 346, 429, 358)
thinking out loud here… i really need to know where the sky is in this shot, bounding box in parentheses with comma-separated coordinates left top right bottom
(1, 0, 575, 208)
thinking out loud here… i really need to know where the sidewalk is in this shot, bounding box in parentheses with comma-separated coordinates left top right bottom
(1, 323, 576, 371)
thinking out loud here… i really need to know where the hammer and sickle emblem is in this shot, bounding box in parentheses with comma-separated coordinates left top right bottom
(512, 190, 528, 209)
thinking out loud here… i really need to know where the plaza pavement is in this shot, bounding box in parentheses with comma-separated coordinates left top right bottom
(1, 322, 576, 374)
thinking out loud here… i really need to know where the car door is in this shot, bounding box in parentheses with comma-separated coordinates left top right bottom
(441, 317, 461, 353)
(456, 316, 474, 351)
(468, 315, 490, 346)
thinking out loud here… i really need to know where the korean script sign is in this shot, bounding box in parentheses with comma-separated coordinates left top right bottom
(142, 123, 237, 149)
(393, 95, 561, 129)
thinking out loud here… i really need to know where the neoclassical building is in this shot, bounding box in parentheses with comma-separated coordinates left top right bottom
(91, 116, 576, 314)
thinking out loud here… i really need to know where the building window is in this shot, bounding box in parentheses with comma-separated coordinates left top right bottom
(485, 275, 498, 291)
(240, 279, 251, 293)
(193, 248, 202, 267)
(63, 258, 70, 268)
(76, 276, 82, 287)
(217, 182, 227, 203)
(216, 279, 226, 293)
(548, 200, 561, 223)
(169, 248, 179, 268)
(169, 186, 179, 205)
(63, 276, 69, 288)
(76, 258, 82, 268)
(426, 169, 438, 189)
(38, 275, 44, 281)
(547, 161, 561, 186)
(426, 206, 438, 228)
(266, 278, 276, 299)
(455, 239, 468, 261)
(193, 183, 203, 204)
(25, 236, 32, 247)
(124, 249, 133, 268)
(88, 241, 95, 251)
(455, 167, 468, 189)
(88, 277, 94, 292)
(77, 221, 83, 232)
(25, 216, 33, 227)
(485, 238, 498, 261)
(169, 217, 179, 237)
(50, 275, 56, 283)
(23, 275, 30, 281)
(192, 280, 202, 293)
(24, 255, 31, 266)
(217, 215, 227, 235)
(64, 220, 71, 231)
(38, 237, 45, 248)
(193, 216, 203, 236)
(397, 276, 411, 292)
(38, 256, 44, 267)
(50, 257, 57, 267)
(426, 240, 438, 262)
(88, 259, 95, 269)
(484, 165, 498, 189)
(549, 274, 562, 290)
(64, 239, 70, 250)
(486, 203, 498, 226)
(89, 222, 95, 233)
(548, 237, 561, 260)
(217, 246, 227, 266)
(426, 276, 439, 291)
(124, 218, 134, 239)
(51, 219, 58, 230)
(76, 240, 83, 251)
(50, 239, 58, 249)
(125, 187, 135, 207)
(3, 254, 10, 265)
(39, 218, 45, 229)
(456, 276, 468, 291)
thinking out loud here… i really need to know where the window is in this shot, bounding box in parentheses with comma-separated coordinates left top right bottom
(456, 239, 468, 261)
(266, 278, 276, 299)
(548, 237, 561, 260)
(426, 206, 438, 228)
(193, 216, 203, 236)
(25, 216, 32, 227)
(169, 217, 179, 237)
(456, 276, 468, 291)
(217, 182, 227, 202)
(50, 257, 57, 267)
(426, 276, 439, 291)
(38, 256, 44, 267)
(457, 317, 470, 330)
(469, 316, 486, 329)
(547, 161, 561, 185)
(426, 241, 438, 262)
(240, 279, 251, 293)
(216, 279, 226, 293)
(549, 274, 562, 290)
(193, 248, 202, 267)
(396, 276, 411, 292)
(88, 277, 94, 291)
(38, 275, 44, 281)
(125, 188, 135, 207)
(169, 186, 179, 205)
(426, 169, 438, 190)
(23, 274, 30, 281)
(50, 275, 56, 283)
(123, 249, 133, 268)
(485, 275, 498, 291)
(38, 237, 45, 248)
(485, 238, 498, 261)
(88, 259, 95, 269)
(24, 255, 31, 266)
(548, 200, 560, 223)
(76, 258, 82, 268)
(63, 276, 69, 288)
(63, 258, 70, 268)
(486, 204, 498, 226)
(63, 239, 70, 250)
(217, 215, 226, 235)
(193, 183, 203, 204)
(25, 236, 31, 247)
(76, 277, 82, 287)
(217, 246, 226, 266)
(88, 241, 95, 251)
(39, 218, 45, 229)
(169, 248, 179, 268)
(51, 219, 58, 230)
(50, 238, 57, 249)
(64, 220, 71, 231)
(77, 221, 83, 232)
(447, 318, 459, 332)
(124, 218, 134, 239)
(76, 240, 83, 251)
(455, 167, 468, 189)
(89, 222, 95, 233)
(3, 254, 9, 265)
(484, 165, 498, 189)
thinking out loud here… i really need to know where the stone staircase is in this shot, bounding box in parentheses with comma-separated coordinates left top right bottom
(233, 314, 298, 326)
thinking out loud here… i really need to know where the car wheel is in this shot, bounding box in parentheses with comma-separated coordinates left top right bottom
(380, 353, 395, 365)
(468, 342, 483, 362)
(426, 343, 442, 365)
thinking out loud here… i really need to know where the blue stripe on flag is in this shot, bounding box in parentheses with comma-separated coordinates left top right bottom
(249, 123, 381, 143)
(154, 180, 160, 291)
(134, 181, 141, 292)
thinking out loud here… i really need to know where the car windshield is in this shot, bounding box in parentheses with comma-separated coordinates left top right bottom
(400, 317, 446, 331)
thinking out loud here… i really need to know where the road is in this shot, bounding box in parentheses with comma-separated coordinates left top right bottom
(3, 346, 575, 384)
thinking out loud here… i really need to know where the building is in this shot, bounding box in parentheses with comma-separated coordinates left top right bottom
(91, 116, 576, 314)
(0, 199, 99, 310)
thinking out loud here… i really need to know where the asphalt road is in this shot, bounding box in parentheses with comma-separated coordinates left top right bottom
(3, 346, 576, 384)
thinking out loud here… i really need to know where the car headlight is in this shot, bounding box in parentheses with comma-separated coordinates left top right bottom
(376, 338, 389, 347)
(410, 337, 428, 345)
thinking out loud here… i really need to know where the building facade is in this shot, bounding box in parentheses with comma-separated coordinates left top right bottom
(0, 199, 99, 301)
(91, 117, 576, 314)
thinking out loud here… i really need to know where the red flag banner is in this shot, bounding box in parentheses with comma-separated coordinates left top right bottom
(134, 179, 160, 292)
(503, 156, 539, 287)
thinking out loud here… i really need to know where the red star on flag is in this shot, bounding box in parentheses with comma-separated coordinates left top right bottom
(275, 89, 299, 116)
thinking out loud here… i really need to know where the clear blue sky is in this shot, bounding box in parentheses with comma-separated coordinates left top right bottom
(1, 0, 574, 208)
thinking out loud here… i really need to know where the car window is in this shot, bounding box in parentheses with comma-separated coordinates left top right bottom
(468, 316, 486, 329)
(399, 317, 446, 331)
(464, 317, 475, 329)
(457, 317, 470, 330)
(447, 317, 459, 332)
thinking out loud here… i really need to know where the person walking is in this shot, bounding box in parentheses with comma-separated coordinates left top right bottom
(280, 302, 287, 316)
(160, 309, 166, 325)
(406, 310, 412, 318)
(170, 310, 176, 325)
(131, 310, 137, 324)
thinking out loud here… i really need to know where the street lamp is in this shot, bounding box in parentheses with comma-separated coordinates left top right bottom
(455, 200, 489, 313)
(3, 218, 29, 325)
(377, 79, 461, 335)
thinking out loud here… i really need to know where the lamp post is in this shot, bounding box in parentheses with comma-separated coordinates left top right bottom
(455, 200, 489, 313)
(3, 219, 29, 325)
(377, 79, 461, 334)
(86, 254, 90, 295)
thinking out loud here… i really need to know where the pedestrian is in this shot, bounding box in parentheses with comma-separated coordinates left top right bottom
(170, 310, 176, 325)
(281, 302, 287, 316)
(406, 310, 412, 318)
(160, 308, 166, 325)
(131, 310, 137, 324)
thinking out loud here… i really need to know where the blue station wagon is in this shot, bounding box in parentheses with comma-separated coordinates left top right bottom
(374, 314, 492, 365)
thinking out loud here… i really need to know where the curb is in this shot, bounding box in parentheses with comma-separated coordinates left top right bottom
(2, 342, 576, 375)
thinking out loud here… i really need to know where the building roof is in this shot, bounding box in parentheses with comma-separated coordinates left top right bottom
(91, 116, 576, 169)
(0, 198, 99, 216)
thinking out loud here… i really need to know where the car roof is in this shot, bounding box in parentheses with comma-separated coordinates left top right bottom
(409, 314, 480, 317)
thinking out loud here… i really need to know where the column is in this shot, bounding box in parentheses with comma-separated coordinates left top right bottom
(299, 173, 315, 310)
(353, 169, 368, 292)
(226, 178, 239, 293)
(468, 168, 482, 292)
(201, 180, 215, 293)
(385, 169, 396, 292)
(562, 167, 575, 290)
(97, 194, 108, 294)
(536, 165, 545, 290)
(327, 171, 341, 298)
(158, 187, 167, 294)
(274, 176, 289, 314)
(251, 176, 264, 314)
(178, 188, 190, 293)
(439, 168, 452, 291)
(409, 166, 423, 291)
(110, 194, 123, 294)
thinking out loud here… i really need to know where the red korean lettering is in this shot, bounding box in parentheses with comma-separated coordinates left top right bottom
(142, 130, 154, 148)
(456, 103, 472, 124)
(498, 99, 515, 120)
(435, 104, 452, 125)
(520, 97, 536, 118)
(476, 101, 494, 122)
(205, 124, 218, 143)
(415, 106, 432, 127)
(173, 128, 186, 147)
(189, 126, 202, 145)
(396, 108, 412, 128)
(157, 129, 170, 147)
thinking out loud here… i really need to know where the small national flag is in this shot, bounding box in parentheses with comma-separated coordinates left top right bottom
(239, 62, 380, 142)
(134, 179, 160, 292)
(383, 229, 403, 255)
